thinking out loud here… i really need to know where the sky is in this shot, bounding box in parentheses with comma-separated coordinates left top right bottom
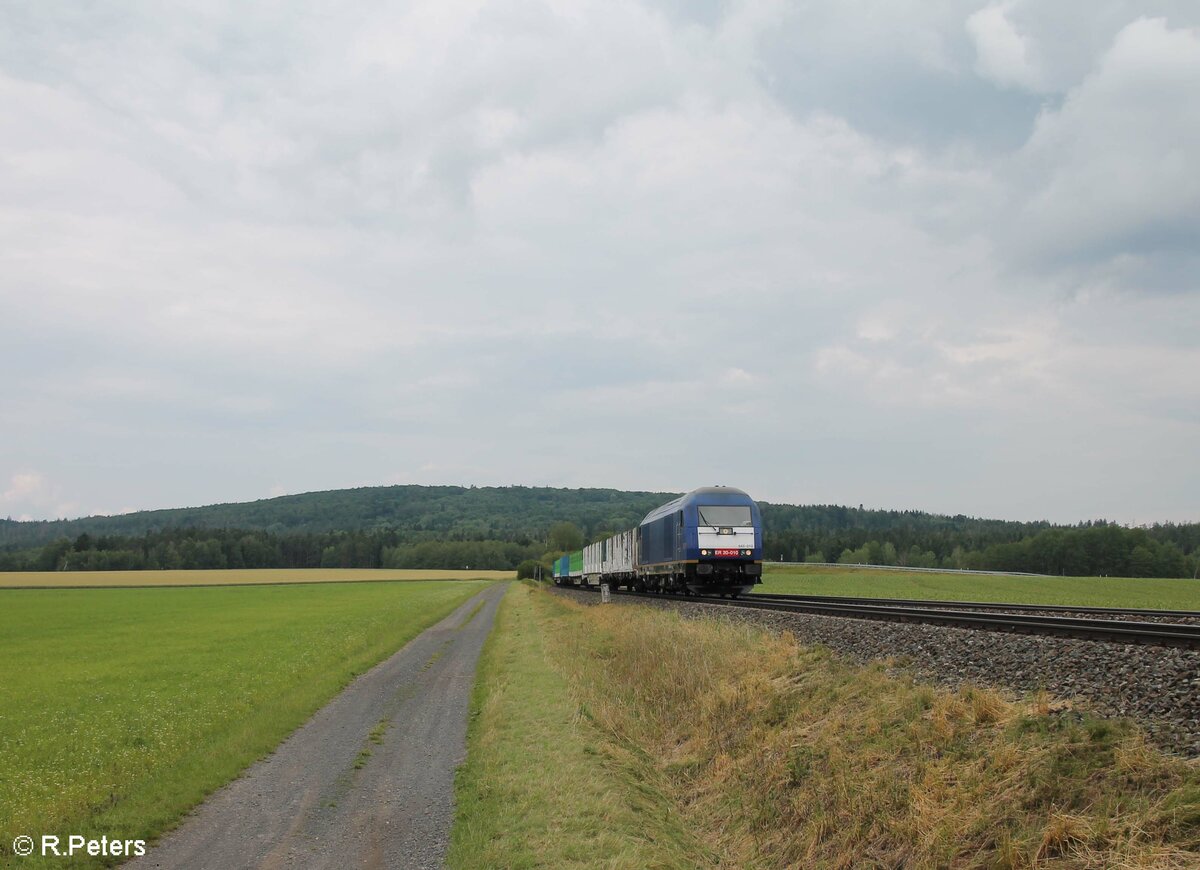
(2, 0, 1198, 526)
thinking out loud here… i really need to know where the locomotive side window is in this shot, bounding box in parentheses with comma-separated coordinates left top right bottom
(696, 505, 752, 526)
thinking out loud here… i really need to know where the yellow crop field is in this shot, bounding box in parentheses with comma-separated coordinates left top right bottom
(0, 567, 513, 588)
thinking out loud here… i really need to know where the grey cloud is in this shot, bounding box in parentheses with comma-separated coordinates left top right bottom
(758, 1, 1045, 150)
(1, 0, 1197, 524)
(997, 17, 1200, 290)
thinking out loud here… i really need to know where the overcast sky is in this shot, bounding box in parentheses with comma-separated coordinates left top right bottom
(2, 1, 1198, 525)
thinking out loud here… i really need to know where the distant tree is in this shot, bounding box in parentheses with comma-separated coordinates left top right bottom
(1128, 545, 1155, 578)
(905, 545, 938, 569)
(1152, 541, 1186, 578)
(548, 521, 584, 553)
(36, 538, 72, 571)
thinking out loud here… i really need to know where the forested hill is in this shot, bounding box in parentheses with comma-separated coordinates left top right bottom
(1, 484, 1049, 550)
(0, 485, 676, 548)
(1, 484, 1197, 577)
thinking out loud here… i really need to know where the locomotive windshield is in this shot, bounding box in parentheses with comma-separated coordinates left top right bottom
(696, 505, 752, 526)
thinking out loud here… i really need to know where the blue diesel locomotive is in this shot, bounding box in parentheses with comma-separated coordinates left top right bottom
(554, 485, 763, 597)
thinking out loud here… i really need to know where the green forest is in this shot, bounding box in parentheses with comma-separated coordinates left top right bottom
(1, 485, 1197, 578)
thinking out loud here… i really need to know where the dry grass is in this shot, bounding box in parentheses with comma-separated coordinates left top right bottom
(543, 591, 1200, 869)
(0, 568, 513, 588)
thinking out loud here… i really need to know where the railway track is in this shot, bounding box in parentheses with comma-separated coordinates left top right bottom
(749, 592, 1200, 620)
(608, 589, 1200, 649)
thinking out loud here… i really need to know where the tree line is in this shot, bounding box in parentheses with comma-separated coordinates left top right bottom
(2, 487, 1197, 578)
(766, 520, 1198, 578)
(0, 528, 542, 573)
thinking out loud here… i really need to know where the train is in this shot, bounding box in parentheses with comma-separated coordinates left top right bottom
(552, 486, 763, 597)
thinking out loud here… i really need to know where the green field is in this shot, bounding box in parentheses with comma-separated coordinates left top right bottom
(0, 568, 514, 588)
(0, 579, 489, 862)
(758, 565, 1200, 609)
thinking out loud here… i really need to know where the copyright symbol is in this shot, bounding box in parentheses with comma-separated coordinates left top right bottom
(12, 835, 34, 856)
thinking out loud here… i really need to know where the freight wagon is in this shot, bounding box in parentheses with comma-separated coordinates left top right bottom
(553, 551, 585, 585)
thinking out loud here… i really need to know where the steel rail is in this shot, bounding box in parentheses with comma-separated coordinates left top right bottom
(747, 592, 1200, 620)
(608, 590, 1200, 648)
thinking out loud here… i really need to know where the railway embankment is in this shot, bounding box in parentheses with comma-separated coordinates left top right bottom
(511, 584, 1200, 867)
(553, 585, 1200, 757)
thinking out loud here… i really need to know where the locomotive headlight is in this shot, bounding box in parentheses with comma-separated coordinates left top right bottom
(701, 549, 709, 556)
(742, 549, 751, 556)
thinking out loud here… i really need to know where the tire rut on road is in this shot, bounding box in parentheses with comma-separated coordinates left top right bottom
(127, 582, 509, 870)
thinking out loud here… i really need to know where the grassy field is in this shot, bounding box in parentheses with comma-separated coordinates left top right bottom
(0, 567, 513, 588)
(449, 583, 707, 868)
(0, 579, 489, 864)
(457, 585, 1200, 868)
(758, 564, 1200, 609)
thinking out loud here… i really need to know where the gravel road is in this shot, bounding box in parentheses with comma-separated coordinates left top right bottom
(128, 582, 508, 870)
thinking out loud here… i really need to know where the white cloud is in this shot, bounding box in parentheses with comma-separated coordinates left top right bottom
(966, 3, 1045, 91)
(0, 471, 83, 520)
(2, 471, 48, 506)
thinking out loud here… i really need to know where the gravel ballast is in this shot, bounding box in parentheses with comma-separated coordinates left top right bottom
(551, 586, 1200, 757)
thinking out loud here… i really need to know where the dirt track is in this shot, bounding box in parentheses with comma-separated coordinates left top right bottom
(127, 583, 508, 869)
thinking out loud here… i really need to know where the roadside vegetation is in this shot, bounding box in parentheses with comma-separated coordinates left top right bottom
(455, 584, 1200, 868)
(759, 564, 1200, 610)
(449, 583, 709, 868)
(0, 567, 511, 588)
(0, 580, 488, 863)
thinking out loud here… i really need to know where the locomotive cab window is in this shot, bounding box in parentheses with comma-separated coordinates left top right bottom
(696, 505, 752, 526)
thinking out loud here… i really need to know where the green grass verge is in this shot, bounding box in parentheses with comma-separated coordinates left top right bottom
(758, 565, 1200, 609)
(448, 583, 708, 869)
(0, 580, 488, 865)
